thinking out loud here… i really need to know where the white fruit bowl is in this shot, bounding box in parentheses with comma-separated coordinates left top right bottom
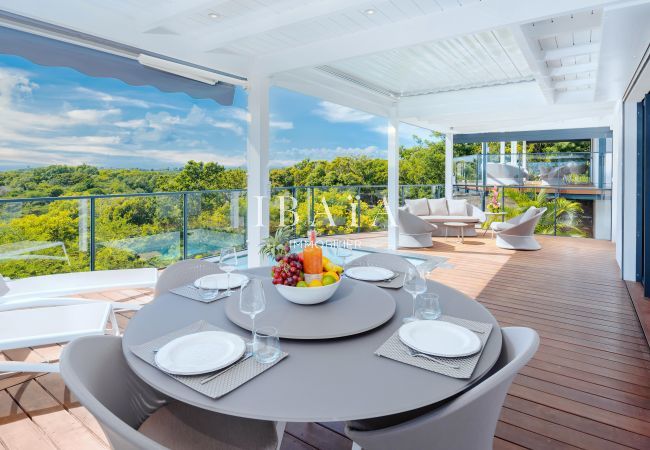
(275, 279, 341, 305)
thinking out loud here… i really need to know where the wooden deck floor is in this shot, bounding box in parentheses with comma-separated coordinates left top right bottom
(1, 234, 648, 450)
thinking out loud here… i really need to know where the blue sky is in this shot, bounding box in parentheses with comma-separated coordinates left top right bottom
(0, 54, 432, 170)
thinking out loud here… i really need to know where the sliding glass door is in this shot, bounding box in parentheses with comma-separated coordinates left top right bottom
(639, 93, 650, 296)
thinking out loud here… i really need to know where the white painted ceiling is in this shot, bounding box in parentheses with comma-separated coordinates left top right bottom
(0, 0, 648, 133)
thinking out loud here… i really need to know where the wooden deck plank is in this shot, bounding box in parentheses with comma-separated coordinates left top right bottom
(0, 390, 58, 450)
(1, 234, 649, 450)
(6, 380, 108, 449)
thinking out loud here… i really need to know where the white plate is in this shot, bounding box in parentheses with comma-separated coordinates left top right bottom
(398, 320, 481, 358)
(345, 266, 395, 282)
(194, 273, 249, 290)
(154, 331, 245, 375)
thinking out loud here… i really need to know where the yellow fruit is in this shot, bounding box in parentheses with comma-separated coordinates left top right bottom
(308, 279, 323, 287)
(324, 270, 339, 281)
(322, 256, 330, 264)
(322, 275, 336, 286)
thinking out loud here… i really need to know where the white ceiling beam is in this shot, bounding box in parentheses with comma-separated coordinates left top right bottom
(554, 77, 595, 88)
(0, 0, 253, 76)
(549, 62, 599, 76)
(272, 70, 394, 118)
(543, 42, 600, 60)
(139, 0, 231, 32)
(198, 0, 373, 51)
(524, 9, 602, 39)
(254, 0, 628, 75)
(510, 25, 555, 104)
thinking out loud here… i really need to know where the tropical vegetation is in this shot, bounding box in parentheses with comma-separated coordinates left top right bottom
(0, 138, 593, 278)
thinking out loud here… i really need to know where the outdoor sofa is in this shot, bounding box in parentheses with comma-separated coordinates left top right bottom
(403, 198, 485, 238)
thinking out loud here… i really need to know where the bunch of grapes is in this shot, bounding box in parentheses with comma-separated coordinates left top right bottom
(271, 253, 303, 286)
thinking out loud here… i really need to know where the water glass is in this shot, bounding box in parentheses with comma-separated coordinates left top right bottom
(335, 245, 352, 267)
(253, 326, 281, 364)
(196, 278, 218, 300)
(219, 247, 238, 295)
(415, 293, 441, 320)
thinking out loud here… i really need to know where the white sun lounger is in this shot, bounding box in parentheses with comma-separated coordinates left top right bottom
(0, 302, 117, 373)
(0, 268, 158, 312)
(0, 268, 158, 373)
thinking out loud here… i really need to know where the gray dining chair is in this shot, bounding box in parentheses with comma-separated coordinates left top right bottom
(154, 259, 222, 298)
(345, 327, 539, 450)
(346, 252, 417, 274)
(60, 335, 278, 450)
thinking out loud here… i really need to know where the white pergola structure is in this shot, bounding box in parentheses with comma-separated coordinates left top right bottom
(0, 0, 649, 266)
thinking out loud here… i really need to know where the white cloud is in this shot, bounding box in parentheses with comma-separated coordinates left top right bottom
(209, 120, 244, 136)
(75, 87, 152, 108)
(224, 107, 248, 122)
(313, 101, 374, 123)
(270, 145, 385, 167)
(0, 68, 248, 169)
(114, 119, 146, 129)
(372, 123, 433, 141)
(65, 108, 121, 123)
(270, 120, 293, 130)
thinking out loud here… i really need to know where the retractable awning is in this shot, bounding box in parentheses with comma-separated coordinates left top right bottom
(0, 25, 236, 106)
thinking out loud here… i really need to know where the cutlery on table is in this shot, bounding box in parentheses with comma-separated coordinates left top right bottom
(405, 346, 460, 369)
(200, 354, 253, 384)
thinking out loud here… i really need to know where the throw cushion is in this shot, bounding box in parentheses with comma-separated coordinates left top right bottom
(405, 198, 430, 216)
(447, 199, 468, 216)
(427, 198, 448, 216)
(520, 206, 538, 223)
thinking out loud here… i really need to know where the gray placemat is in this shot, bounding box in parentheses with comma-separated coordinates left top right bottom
(170, 285, 230, 303)
(373, 271, 405, 289)
(375, 315, 493, 379)
(130, 320, 287, 399)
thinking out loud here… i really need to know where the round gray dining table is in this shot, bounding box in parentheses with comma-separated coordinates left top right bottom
(122, 266, 502, 423)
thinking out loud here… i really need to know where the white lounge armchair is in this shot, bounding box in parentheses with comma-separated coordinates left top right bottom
(0, 268, 158, 373)
(490, 207, 547, 250)
(398, 208, 437, 248)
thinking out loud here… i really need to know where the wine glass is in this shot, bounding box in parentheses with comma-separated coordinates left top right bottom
(239, 278, 266, 356)
(403, 268, 427, 322)
(219, 247, 238, 296)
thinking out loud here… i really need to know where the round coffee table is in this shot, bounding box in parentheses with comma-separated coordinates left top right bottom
(483, 212, 507, 238)
(444, 222, 468, 243)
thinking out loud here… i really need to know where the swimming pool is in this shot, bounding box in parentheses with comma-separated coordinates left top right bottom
(207, 240, 446, 272)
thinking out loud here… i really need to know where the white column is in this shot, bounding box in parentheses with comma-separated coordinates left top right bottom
(445, 133, 454, 200)
(246, 77, 270, 267)
(499, 141, 506, 164)
(387, 108, 400, 250)
(591, 138, 600, 187)
(511, 141, 518, 166)
(522, 141, 527, 170)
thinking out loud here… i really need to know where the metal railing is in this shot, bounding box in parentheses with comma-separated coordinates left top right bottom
(453, 151, 612, 189)
(0, 182, 610, 279)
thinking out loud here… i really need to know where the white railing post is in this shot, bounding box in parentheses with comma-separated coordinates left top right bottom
(387, 107, 400, 250)
(511, 141, 518, 166)
(500, 141, 506, 165)
(445, 133, 454, 199)
(522, 141, 527, 170)
(246, 76, 270, 267)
